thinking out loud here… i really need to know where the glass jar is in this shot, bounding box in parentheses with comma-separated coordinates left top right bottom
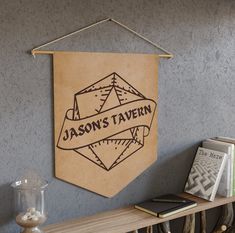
(11, 175, 48, 233)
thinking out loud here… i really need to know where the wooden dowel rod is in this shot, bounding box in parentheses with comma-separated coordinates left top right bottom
(159, 54, 174, 59)
(31, 50, 173, 59)
(31, 50, 54, 55)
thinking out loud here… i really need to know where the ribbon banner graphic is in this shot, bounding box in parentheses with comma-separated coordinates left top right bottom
(54, 52, 158, 197)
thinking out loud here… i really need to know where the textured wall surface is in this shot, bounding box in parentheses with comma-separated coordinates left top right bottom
(0, 0, 234, 232)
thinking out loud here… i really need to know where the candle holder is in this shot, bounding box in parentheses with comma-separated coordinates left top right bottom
(11, 173, 48, 233)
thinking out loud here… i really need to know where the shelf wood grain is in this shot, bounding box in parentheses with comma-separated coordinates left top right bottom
(43, 193, 235, 233)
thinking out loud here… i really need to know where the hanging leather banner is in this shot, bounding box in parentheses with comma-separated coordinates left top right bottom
(54, 51, 158, 197)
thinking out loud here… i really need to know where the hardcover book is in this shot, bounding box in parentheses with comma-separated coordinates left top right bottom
(202, 139, 234, 197)
(184, 147, 227, 201)
(135, 194, 197, 218)
(215, 136, 235, 195)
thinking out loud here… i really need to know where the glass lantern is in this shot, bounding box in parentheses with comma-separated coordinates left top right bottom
(11, 174, 48, 233)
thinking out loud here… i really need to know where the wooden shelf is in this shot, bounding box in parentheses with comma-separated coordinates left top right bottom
(43, 193, 235, 233)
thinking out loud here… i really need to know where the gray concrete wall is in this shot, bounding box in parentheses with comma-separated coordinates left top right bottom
(0, 0, 234, 232)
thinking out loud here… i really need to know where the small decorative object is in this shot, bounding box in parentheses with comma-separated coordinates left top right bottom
(11, 172, 48, 233)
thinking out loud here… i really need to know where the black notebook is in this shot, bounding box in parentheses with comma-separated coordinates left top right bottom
(135, 194, 197, 218)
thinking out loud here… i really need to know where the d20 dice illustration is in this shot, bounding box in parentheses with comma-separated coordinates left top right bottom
(56, 71, 157, 197)
(73, 72, 144, 119)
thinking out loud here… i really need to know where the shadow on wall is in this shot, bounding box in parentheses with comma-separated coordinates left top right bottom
(149, 142, 200, 195)
(124, 142, 201, 207)
(0, 183, 14, 225)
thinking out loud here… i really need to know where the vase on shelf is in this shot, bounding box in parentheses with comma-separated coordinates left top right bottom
(11, 172, 48, 233)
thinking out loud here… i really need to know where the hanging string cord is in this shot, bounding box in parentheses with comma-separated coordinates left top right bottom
(31, 18, 173, 58)
(31, 18, 110, 57)
(110, 18, 172, 56)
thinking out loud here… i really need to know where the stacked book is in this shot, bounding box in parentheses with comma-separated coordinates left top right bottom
(135, 194, 197, 218)
(184, 136, 235, 201)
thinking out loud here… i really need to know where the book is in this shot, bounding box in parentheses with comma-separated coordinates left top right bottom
(214, 136, 235, 195)
(135, 194, 197, 218)
(202, 139, 234, 197)
(184, 147, 227, 201)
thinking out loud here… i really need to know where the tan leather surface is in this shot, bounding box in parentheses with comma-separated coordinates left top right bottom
(53, 51, 158, 197)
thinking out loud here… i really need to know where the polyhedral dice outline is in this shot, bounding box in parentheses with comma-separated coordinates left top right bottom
(58, 72, 157, 171)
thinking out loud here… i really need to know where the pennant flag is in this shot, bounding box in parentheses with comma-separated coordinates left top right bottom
(54, 52, 158, 197)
